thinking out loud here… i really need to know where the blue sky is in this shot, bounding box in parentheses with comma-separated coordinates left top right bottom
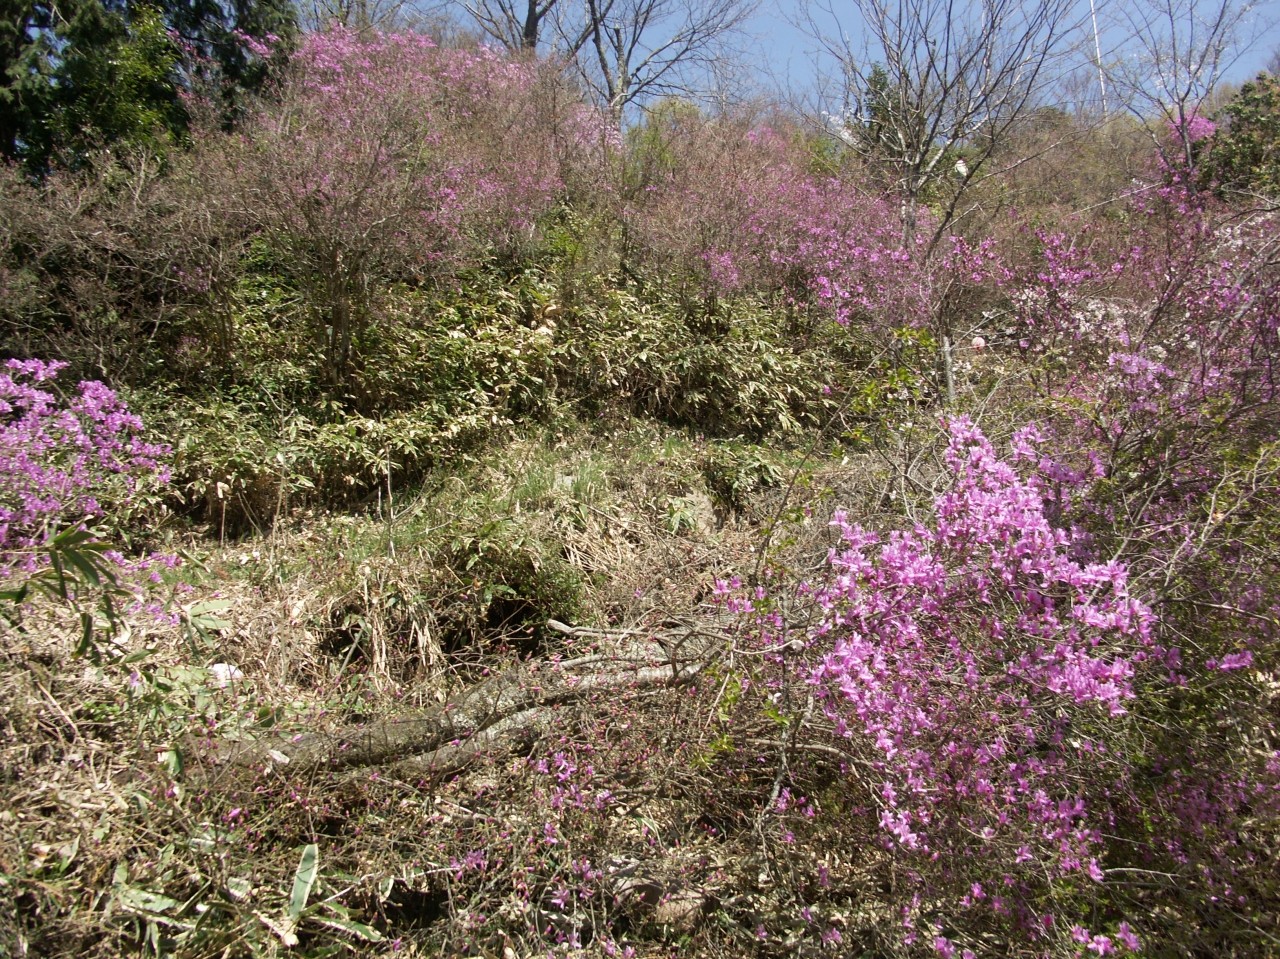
(742, 0, 1280, 112)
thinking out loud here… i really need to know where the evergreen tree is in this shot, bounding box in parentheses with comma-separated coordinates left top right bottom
(0, 0, 55, 161)
(1203, 72, 1280, 197)
(166, 0, 296, 124)
(0, 0, 295, 171)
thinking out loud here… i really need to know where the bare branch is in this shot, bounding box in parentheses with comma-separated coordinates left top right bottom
(1102, 0, 1258, 165)
(561, 0, 759, 127)
(459, 0, 566, 50)
(301, 0, 449, 32)
(809, 0, 1082, 253)
(198, 626, 717, 778)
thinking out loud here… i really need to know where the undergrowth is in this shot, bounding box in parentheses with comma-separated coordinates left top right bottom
(0, 411, 860, 958)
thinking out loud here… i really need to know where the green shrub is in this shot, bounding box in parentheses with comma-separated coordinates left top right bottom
(552, 287, 848, 437)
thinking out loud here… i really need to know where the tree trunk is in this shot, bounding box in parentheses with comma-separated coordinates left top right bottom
(521, 0, 541, 49)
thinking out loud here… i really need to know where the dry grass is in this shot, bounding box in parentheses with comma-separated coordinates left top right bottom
(0, 422, 904, 958)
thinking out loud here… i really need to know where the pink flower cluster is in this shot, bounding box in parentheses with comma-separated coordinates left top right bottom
(810, 420, 1151, 875)
(623, 117, 929, 328)
(712, 418, 1168, 948)
(0, 359, 170, 572)
(252, 27, 573, 276)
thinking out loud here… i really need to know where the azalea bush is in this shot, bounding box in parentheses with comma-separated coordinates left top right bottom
(621, 111, 926, 331)
(710, 173, 1280, 954)
(0, 358, 175, 653)
(721, 414, 1279, 955)
(718, 164, 1280, 943)
(232, 27, 576, 392)
(734, 419, 1154, 953)
(1000, 181, 1280, 952)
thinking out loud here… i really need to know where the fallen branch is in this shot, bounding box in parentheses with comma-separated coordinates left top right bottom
(200, 626, 717, 779)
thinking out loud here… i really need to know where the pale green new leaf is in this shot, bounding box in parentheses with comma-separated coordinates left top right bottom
(288, 843, 320, 921)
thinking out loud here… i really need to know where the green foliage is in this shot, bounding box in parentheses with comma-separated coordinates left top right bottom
(700, 441, 785, 511)
(854, 63, 896, 173)
(0, 526, 130, 661)
(150, 265, 854, 528)
(160, 390, 505, 533)
(38, 3, 184, 170)
(149, 270, 571, 527)
(0, 0, 54, 162)
(554, 287, 844, 438)
(0, 0, 292, 173)
(624, 98, 706, 191)
(167, 0, 296, 124)
(441, 514, 584, 653)
(1204, 72, 1280, 196)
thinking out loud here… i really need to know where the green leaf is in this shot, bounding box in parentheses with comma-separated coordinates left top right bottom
(312, 913, 385, 942)
(75, 612, 96, 660)
(50, 526, 96, 549)
(288, 843, 320, 921)
(61, 547, 104, 588)
(186, 599, 234, 632)
(159, 748, 183, 777)
(188, 599, 234, 616)
(116, 885, 181, 915)
(48, 552, 70, 601)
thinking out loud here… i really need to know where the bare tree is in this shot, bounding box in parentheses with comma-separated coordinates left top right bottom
(562, 0, 759, 128)
(301, 0, 449, 32)
(807, 0, 1080, 405)
(813, 0, 1081, 255)
(453, 0, 754, 119)
(459, 0, 564, 49)
(1103, 0, 1256, 167)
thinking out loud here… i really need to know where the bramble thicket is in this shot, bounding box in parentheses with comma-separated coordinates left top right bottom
(1, 19, 1279, 959)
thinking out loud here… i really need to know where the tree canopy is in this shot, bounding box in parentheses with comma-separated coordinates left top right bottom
(0, 0, 295, 172)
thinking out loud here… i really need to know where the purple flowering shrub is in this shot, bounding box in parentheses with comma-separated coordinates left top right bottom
(622, 114, 929, 330)
(721, 413, 1279, 953)
(0, 358, 174, 653)
(273, 28, 568, 263)
(1005, 181, 1280, 671)
(803, 419, 1151, 951)
(1000, 187, 1280, 950)
(0, 29, 608, 395)
(235, 28, 575, 388)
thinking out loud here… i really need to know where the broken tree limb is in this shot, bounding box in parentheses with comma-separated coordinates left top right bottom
(374, 705, 555, 780)
(201, 627, 717, 779)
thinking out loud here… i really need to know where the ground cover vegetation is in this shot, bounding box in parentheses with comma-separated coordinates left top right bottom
(1, 6, 1280, 957)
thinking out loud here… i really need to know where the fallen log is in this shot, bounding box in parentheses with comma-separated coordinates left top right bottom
(198, 623, 718, 779)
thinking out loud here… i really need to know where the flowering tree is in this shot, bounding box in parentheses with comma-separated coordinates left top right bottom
(623, 112, 926, 330)
(234, 28, 571, 391)
(811, 0, 1079, 255)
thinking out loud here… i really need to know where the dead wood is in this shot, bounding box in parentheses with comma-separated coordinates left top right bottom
(198, 622, 719, 779)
